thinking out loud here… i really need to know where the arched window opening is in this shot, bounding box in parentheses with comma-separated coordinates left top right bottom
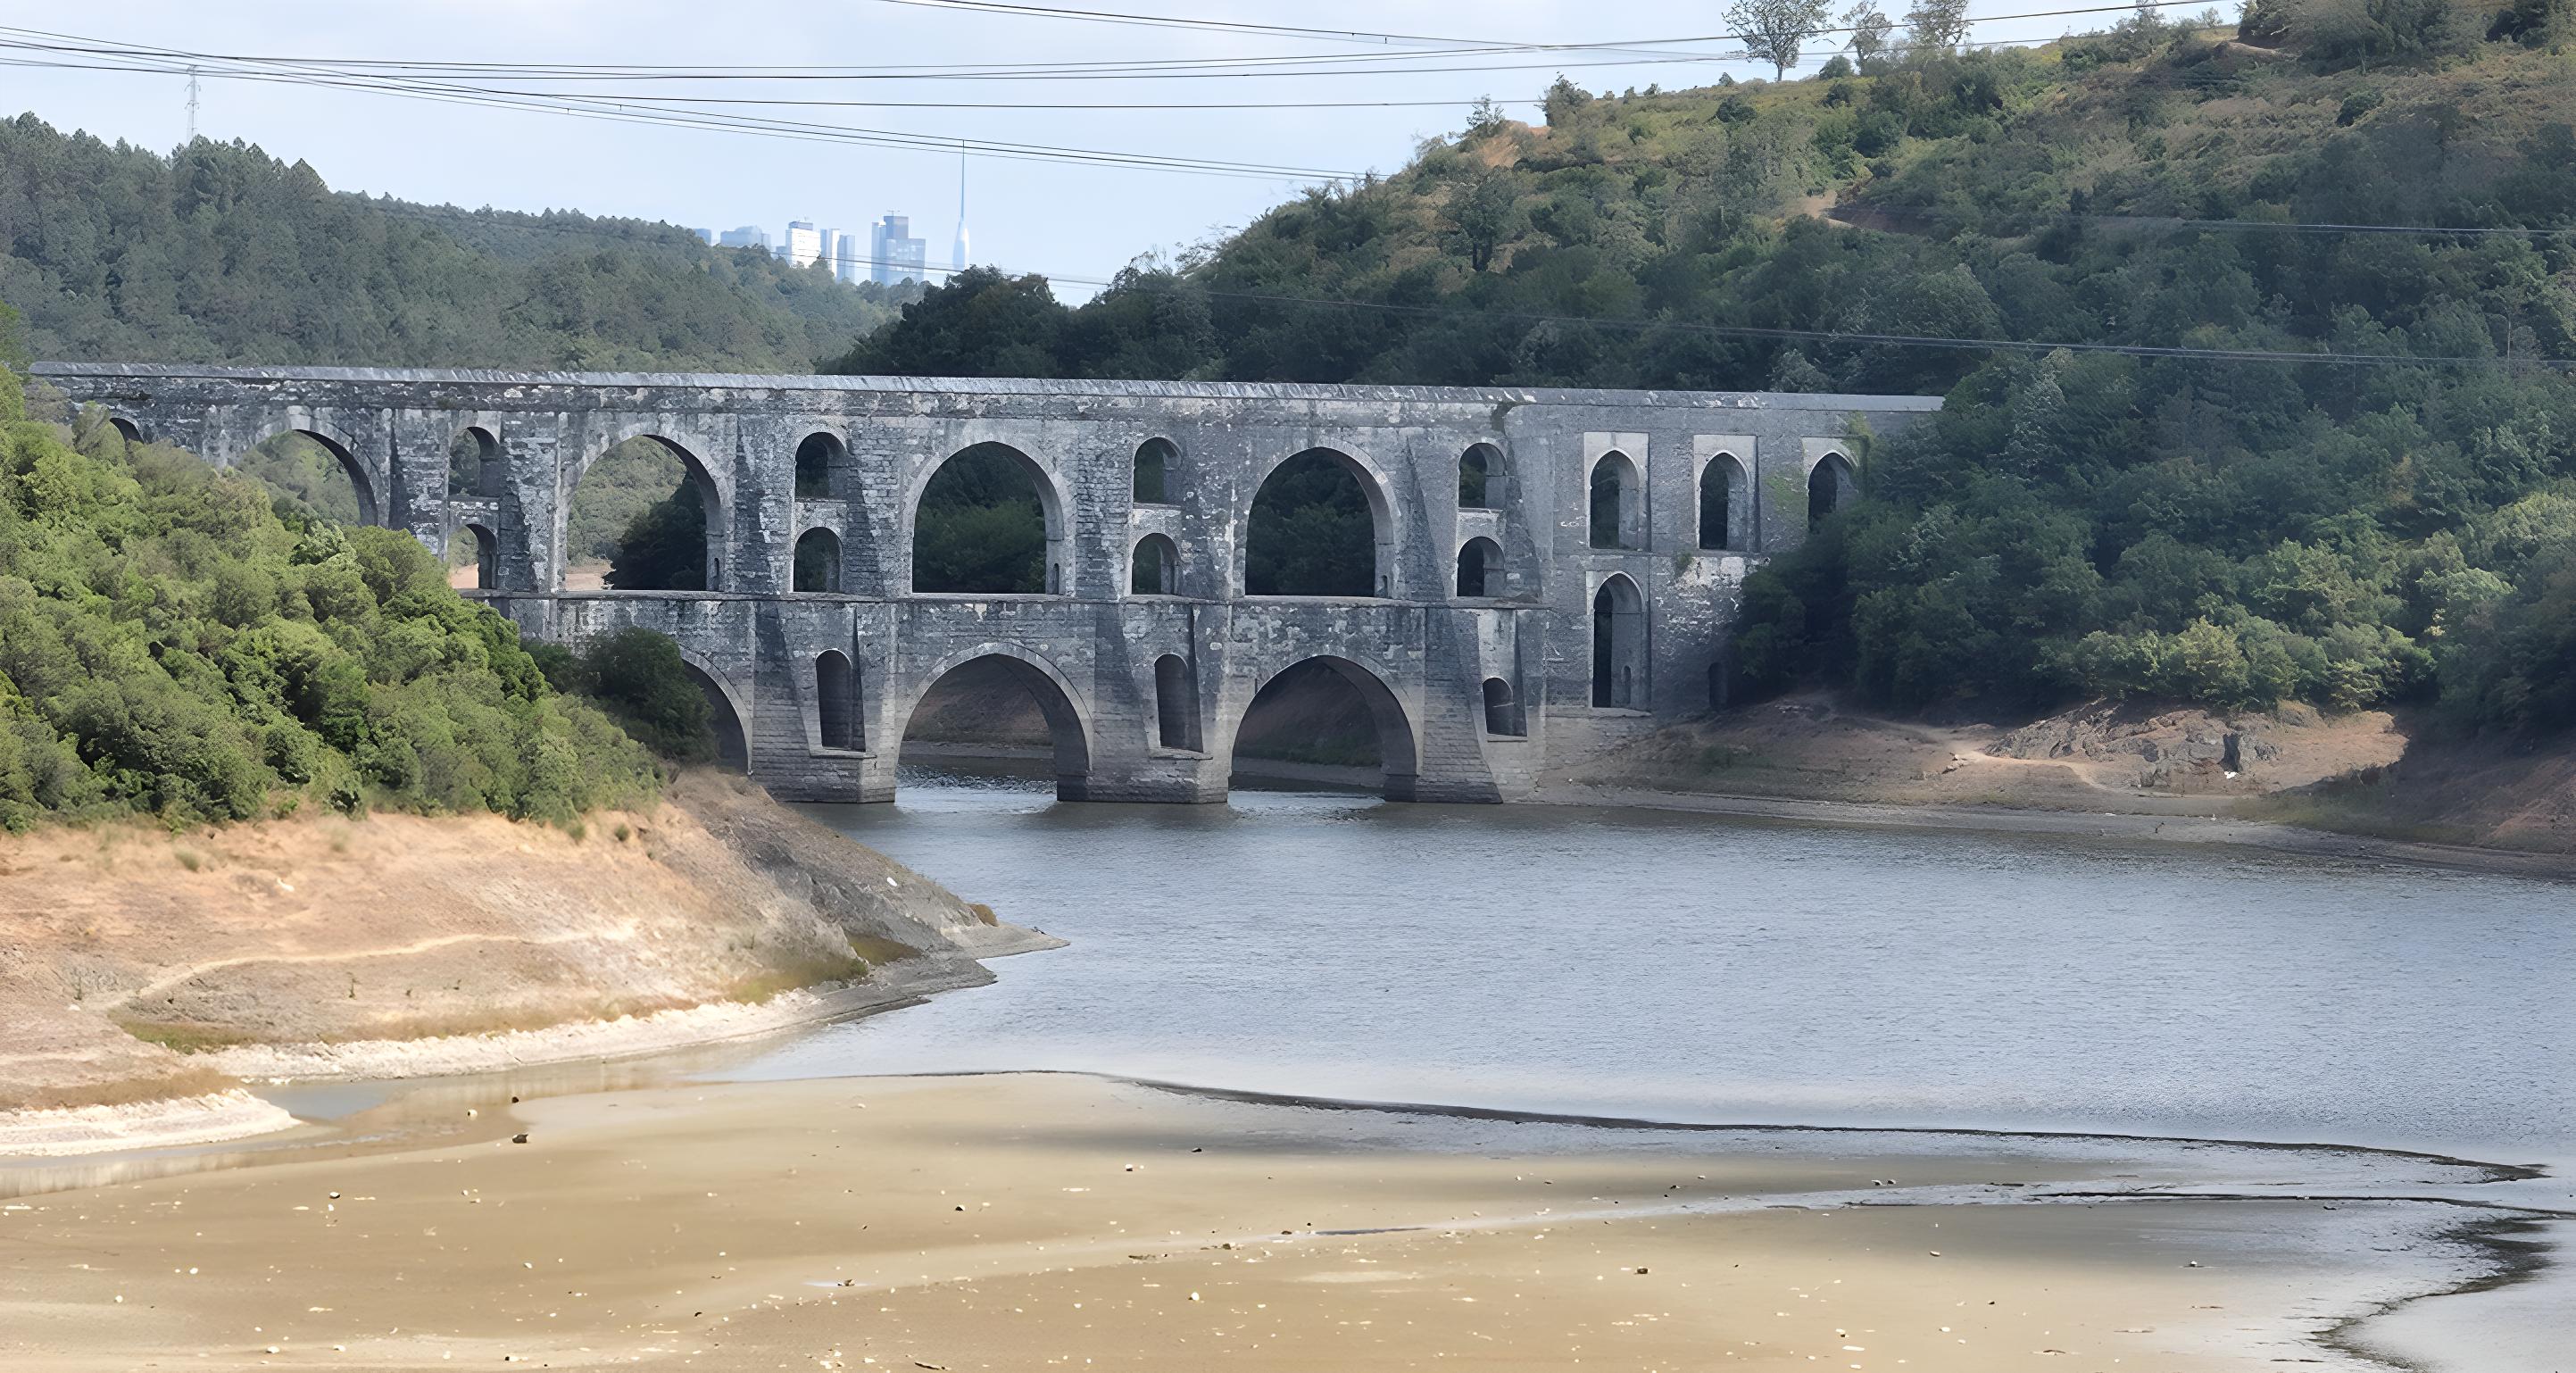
(1809, 453, 1857, 530)
(794, 431, 852, 501)
(448, 524, 497, 591)
(1455, 537, 1502, 599)
(570, 436, 720, 592)
(1153, 653, 1200, 750)
(1699, 454, 1747, 551)
(816, 650, 861, 752)
(1245, 448, 1385, 597)
(1458, 443, 1502, 509)
(794, 528, 844, 593)
(912, 443, 1059, 595)
(1131, 533, 1180, 595)
(1589, 451, 1641, 550)
(448, 428, 502, 498)
(1591, 576, 1646, 708)
(1231, 657, 1418, 801)
(107, 416, 143, 446)
(899, 653, 1093, 801)
(1134, 437, 1176, 504)
(1482, 678, 1525, 737)
(239, 430, 376, 526)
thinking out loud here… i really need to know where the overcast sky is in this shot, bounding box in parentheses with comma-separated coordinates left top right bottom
(1, 2, 2151, 297)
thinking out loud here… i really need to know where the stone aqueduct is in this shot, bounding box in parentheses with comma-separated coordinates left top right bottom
(32, 362, 1939, 803)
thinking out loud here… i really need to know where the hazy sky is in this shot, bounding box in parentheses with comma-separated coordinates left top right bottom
(0, 2, 2146, 296)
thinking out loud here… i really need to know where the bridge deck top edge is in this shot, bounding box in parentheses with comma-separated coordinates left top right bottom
(28, 361, 1944, 413)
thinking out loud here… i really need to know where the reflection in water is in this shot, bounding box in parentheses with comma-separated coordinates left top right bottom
(761, 768, 2576, 1167)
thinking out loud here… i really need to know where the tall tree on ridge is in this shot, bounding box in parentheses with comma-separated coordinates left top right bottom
(1729, 0, 1836, 78)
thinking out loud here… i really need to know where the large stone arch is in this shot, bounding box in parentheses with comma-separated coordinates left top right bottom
(1218, 652, 1421, 801)
(894, 641, 1096, 798)
(1237, 443, 1401, 599)
(560, 423, 731, 592)
(900, 439, 1075, 596)
(671, 645, 753, 773)
(239, 412, 386, 527)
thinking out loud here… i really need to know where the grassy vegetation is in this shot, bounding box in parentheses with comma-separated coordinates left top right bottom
(0, 335, 680, 830)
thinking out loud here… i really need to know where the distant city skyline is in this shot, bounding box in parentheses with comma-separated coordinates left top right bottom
(686, 205, 959, 287)
(4, 3, 2099, 304)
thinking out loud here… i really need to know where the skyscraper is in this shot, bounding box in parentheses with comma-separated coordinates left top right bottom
(784, 221, 823, 269)
(830, 229, 863, 284)
(870, 215, 926, 286)
(716, 225, 770, 252)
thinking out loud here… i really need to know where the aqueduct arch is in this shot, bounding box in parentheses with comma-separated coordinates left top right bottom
(33, 362, 1939, 804)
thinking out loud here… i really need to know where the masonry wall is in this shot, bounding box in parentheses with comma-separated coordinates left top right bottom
(33, 363, 1940, 803)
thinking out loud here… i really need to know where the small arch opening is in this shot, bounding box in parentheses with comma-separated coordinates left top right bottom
(106, 416, 143, 446)
(448, 427, 502, 499)
(1482, 678, 1524, 737)
(1245, 448, 1387, 597)
(1130, 533, 1180, 595)
(795, 431, 852, 501)
(794, 528, 845, 593)
(1455, 537, 1502, 599)
(1133, 437, 1176, 504)
(1458, 442, 1502, 509)
(1809, 453, 1857, 529)
(1589, 451, 1641, 551)
(1153, 653, 1200, 750)
(912, 443, 1059, 595)
(448, 523, 497, 591)
(815, 650, 861, 752)
(1699, 453, 1748, 551)
(240, 430, 377, 526)
(1591, 574, 1646, 708)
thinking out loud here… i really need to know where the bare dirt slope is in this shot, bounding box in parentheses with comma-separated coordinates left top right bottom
(0, 773, 1030, 1119)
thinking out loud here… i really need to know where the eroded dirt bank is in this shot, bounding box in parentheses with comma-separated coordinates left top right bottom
(1567, 693, 2576, 868)
(0, 772, 1053, 1153)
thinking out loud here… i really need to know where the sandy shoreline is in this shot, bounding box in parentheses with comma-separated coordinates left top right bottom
(0, 1070, 2541, 1372)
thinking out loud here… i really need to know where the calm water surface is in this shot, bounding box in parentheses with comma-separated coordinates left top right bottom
(757, 770, 2575, 1166)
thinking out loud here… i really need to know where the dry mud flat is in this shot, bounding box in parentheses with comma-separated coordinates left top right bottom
(0, 1072, 2530, 1372)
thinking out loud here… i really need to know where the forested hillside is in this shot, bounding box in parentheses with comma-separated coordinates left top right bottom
(0, 116, 911, 370)
(0, 320, 728, 830)
(833, 2, 2576, 730)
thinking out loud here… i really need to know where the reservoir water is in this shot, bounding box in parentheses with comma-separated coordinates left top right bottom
(763, 770, 2576, 1169)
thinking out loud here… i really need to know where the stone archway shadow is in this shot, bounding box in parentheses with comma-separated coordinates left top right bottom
(672, 646, 753, 774)
(893, 642, 1097, 800)
(1218, 653, 1421, 802)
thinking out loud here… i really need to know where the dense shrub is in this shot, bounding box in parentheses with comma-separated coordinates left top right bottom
(0, 345, 662, 830)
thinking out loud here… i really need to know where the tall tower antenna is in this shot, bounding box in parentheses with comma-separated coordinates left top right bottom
(951, 143, 970, 273)
(185, 66, 200, 142)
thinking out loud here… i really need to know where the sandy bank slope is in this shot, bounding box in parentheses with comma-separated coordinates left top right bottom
(0, 1073, 2506, 1372)
(0, 772, 1054, 1149)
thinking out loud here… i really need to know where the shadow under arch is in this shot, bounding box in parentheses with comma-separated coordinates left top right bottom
(1226, 653, 1420, 802)
(896, 643, 1096, 800)
(242, 416, 382, 527)
(563, 429, 728, 591)
(670, 649, 751, 774)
